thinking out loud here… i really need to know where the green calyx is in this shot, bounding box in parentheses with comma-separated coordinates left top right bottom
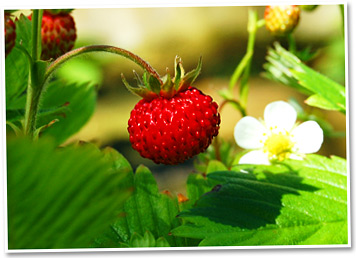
(122, 56, 202, 100)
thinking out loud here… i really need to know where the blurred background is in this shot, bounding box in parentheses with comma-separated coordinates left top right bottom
(19, 5, 346, 193)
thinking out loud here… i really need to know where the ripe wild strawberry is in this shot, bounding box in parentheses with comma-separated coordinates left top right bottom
(264, 5, 300, 36)
(5, 13, 16, 57)
(125, 57, 220, 165)
(30, 10, 77, 60)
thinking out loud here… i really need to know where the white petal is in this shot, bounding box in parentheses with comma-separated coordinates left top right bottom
(264, 101, 297, 132)
(238, 150, 270, 165)
(292, 121, 324, 154)
(234, 116, 265, 149)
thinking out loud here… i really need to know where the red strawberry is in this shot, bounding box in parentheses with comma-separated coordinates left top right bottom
(125, 57, 220, 165)
(264, 5, 300, 36)
(5, 13, 16, 57)
(30, 10, 77, 60)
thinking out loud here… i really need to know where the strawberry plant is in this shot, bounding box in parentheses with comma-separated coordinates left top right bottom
(4, 5, 348, 250)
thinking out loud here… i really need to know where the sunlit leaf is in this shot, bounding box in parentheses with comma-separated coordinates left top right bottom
(172, 155, 348, 246)
(263, 43, 346, 114)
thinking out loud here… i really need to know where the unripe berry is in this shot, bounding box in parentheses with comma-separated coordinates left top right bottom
(265, 5, 300, 36)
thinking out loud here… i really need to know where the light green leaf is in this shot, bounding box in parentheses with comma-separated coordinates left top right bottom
(206, 160, 228, 174)
(172, 154, 348, 246)
(7, 137, 133, 249)
(264, 43, 346, 113)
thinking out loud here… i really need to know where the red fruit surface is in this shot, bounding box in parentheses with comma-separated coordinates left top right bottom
(5, 14, 16, 57)
(264, 5, 300, 36)
(128, 87, 220, 165)
(37, 11, 76, 60)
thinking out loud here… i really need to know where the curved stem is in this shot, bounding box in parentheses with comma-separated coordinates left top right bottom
(219, 99, 247, 118)
(44, 45, 163, 85)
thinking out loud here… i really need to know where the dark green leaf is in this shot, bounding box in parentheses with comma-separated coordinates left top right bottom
(38, 80, 97, 145)
(7, 137, 132, 249)
(5, 48, 29, 108)
(103, 165, 185, 247)
(15, 14, 33, 53)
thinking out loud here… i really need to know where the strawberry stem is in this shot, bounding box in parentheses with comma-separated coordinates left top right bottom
(227, 9, 260, 117)
(31, 9, 43, 60)
(44, 45, 163, 85)
(24, 9, 44, 137)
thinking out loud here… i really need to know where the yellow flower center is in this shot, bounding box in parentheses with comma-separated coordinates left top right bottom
(263, 132, 294, 161)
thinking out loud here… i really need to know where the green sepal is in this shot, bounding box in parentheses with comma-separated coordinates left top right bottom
(177, 56, 202, 92)
(121, 73, 158, 100)
(148, 74, 162, 95)
(160, 68, 175, 99)
(173, 56, 185, 91)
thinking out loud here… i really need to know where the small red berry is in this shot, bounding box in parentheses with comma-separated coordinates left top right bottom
(264, 5, 300, 36)
(124, 57, 220, 165)
(29, 10, 77, 60)
(5, 13, 16, 58)
(128, 87, 220, 165)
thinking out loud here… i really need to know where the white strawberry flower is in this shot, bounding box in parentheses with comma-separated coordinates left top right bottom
(234, 101, 323, 165)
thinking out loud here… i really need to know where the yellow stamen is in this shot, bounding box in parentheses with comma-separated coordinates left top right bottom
(263, 132, 294, 161)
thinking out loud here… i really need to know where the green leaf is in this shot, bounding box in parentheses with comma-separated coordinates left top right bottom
(15, 14, 33, 53)
(172, 155, 348, 246)
(206, 160, 228, 174)
(5, 49, 29, 109)
(38, 80, 97, 145)
(5, 14, 32, 107)
(264, 43, 346, 113)
(7, 137, 133, 249)
(56, 58, 103, 86)
(305, 94, 341, 111)
(185, 173, 219, 209)
(102, 165, 185, 247)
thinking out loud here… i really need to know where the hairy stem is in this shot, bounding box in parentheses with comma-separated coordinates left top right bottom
(24, 9, 43, 137)
(44, 45, 163, 85)
(31, 9, 43, 60)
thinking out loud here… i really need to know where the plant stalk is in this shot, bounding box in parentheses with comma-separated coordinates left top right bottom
(227, 9, 259, 117)
(44, 45, 163, 85)
(239, 9, 258, 110)
(24, 9, 43, 137)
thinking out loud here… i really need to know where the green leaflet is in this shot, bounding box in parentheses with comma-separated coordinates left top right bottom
(93, 161, 186, 248)
(263, 43, 346, 113)
(7, 137, 133, 249)
(5, 14, 33, 108)
(172, 154, 348, 246)
(38, 80, 97, 145)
